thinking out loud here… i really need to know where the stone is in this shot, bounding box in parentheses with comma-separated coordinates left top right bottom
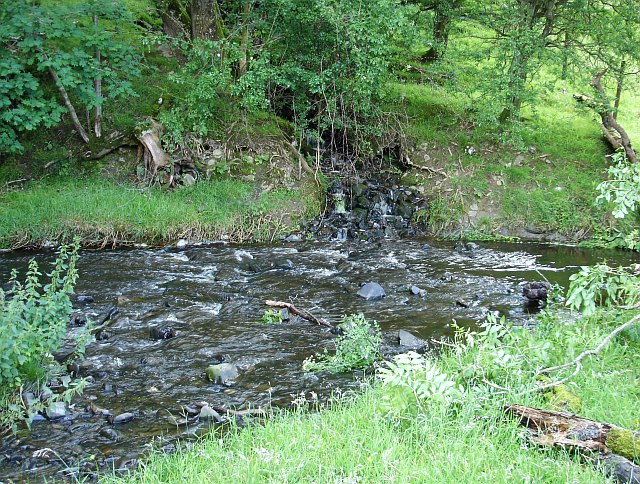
(284, 233, 302, 243)
(410, 285, 426, 297)
(357, 282, 386, 301)
(206, 363, 239, 385)
(182, 173, 196, 187)
(455, 298, 471, 308)
(522, 281, 551, 302)
(149, 326, 177, 340)
(76, 295, 95, 304)
(176, 239, 188, 249)
(46, 402, 67, 420)
(100, 427, 120, 441)
(198, 406, 223, 422)
(112, 412, 135, 424)
(398, 330, 425, 349)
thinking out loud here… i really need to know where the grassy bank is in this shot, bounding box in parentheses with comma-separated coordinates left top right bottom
(111, 306, 639, 483)
(0, 178, 318, 249)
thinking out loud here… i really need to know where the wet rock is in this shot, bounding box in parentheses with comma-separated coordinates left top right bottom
(176, 239, 188, 248)
(76, 295, 95, 304)
(440, 272, 453, 282)
(149, 326, 177, 340)
(285, 233, 303, 242)
(52, 348, 75, 363)
(410, 285, 426, 297)
(357, 282, 386, 301)
(112, 412, 135, 424)
(277, 259, 294, 270)
(70, 312, 87, 326)
(522, 281, 551, 302)
(198, 406, 223, 422)
(455, 298, 471, 308)
(47, 402, 67, 420)
(100, 427, 120, 441)
(30, 414, 47, 424)
(398, 330, 426, 349)
(206, 363, 239, 385)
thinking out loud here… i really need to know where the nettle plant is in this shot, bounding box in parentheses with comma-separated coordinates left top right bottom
(303, 313, 381, 374)
(0, 242, 90, 432)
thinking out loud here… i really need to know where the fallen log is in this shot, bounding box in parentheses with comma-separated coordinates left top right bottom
(505, 404, 640, 483)
(265, 300, 333, 328)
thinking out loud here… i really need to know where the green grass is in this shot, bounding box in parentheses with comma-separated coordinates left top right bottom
(0, 178, 311, 248)
(110, 307, 639, 483)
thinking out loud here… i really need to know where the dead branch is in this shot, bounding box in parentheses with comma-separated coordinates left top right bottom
(210, 405, 268, 417)
(534, 312, 640, 394)
(403, 155, 448, 178)
(265, 300, 333, 328)
(286, 141, 317, 183)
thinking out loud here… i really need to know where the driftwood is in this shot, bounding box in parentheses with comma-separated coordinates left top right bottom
(265, 300, 333, 328)
(505, 404, 640, 483)
(210, 405, 268, 418)
(136, 119, 172, 185)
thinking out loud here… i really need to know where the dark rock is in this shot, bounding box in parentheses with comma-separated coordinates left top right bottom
(100, 306, 119, 324)
(277, 259, 294, 270)
(522, 281, 551, 302)
(279, 308, 290, 321)
(149, 326, 177, 340)
(398, 330, 426, 349)
(456, 298, 471, 308)
(52, 348, 75, 363)
(95, 330, 110, 341)
(30, 414, 47, 423)
(76, 295, 95, 304)
(440, 272, 453, 282)
(206, 363, 239, 385)
(100, 427, 120, 441)
(112, 412, 135, 424)
(357, 282, 386, 300)
(70, 312, 87, 326)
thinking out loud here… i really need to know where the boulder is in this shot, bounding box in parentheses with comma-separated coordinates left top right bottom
(522, 281, 551, 302)
(198, 405, 223, 422)
(150, 326, 177, 340)
(357, 282, 386, 301)
(398, 330, 426, 349)
(410, 285, 426, 297)
(206, 363, 239, 385)
(46, 402, 67, 420)
(112, 412, 135, 424)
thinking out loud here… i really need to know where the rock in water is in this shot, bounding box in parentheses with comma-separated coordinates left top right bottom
(410, 285, 426, 297)
(206, 363, 239, 385)
(522, 281, 551, 302)
(357, 282, 386, 300)
(198, 406, 223, 422)
(149, 326, 177, 340)
(46, 402, 67, 420)
(112, 412, 135, 424)
(398, 330, 425, 349)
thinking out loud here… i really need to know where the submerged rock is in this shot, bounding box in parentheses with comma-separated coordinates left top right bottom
(149, 326, 177, 340)
(357, 282, 386, 301)
(206, 363, 239, 385)
(112, 412, 135, 425)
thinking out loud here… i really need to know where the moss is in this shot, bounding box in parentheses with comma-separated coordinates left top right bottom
(606, 428, 640, 463)
(538, 376, 582, 413)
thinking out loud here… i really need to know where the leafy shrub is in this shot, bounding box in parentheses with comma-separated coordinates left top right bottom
(261, 309, 284, 324)
(0, 242, 83, 389)
(303, 313, 381, 373)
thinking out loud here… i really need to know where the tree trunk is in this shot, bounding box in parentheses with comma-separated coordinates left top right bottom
(422, 14, 450, 62)
(136, 119, 172, 185)
(505, 404, 640, 483)
(190, 0, 224, 40)
(44, 54, 90, 144)
(236, 0, 251, 77)
(93, 14, 102, 139)
(592, 68, 638, 164)
(613, 60, 626, 121)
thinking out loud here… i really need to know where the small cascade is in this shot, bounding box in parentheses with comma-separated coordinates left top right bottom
(308, 177, 429, 241)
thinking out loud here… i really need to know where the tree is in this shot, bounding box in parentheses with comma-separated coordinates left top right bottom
(0, 0, 141, 153)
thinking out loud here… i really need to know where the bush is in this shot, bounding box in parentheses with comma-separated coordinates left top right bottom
(303, 313, 381, 373)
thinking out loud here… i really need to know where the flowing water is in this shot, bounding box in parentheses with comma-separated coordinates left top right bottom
(0, 239, 637, 481)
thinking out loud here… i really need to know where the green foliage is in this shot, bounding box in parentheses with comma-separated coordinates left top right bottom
(377, 351, 461, 419)
(261, 309, 284, 325)
(303, 314, 381, 373)
(566, 263, 640, 315)
(0, 241, 92, 433)
(0, 0, 141, 152)
(596, 152, 640, 219)
(0, 242, 81, 389)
